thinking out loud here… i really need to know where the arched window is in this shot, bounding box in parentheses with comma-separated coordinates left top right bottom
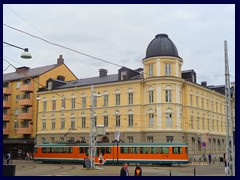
(60, 114, 65, 129)
(165, 86, 172, 103)
(115, 89, 121, 105)
(51, 115, 56, 130)
(148, 86, 154, 103)
(81, 113, 86, 128)
(128, 110, 134, 127)
(148, 108, 154, 127)
(71, 113, 75, 129)
(42, 115, 46, 130)
(165, 108, 173, 128)
(52, 96, 56, 110)
(103, 91, 109, 106)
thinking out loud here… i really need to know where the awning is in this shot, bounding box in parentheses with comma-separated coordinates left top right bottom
(3, 139, 35, 144)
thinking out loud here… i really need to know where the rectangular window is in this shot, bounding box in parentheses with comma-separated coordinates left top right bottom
(165, 90, 172, 102)
(140, 147, 148, 154)
(207, 99, 209, 110)
(71, 117, 75, 129)
(16, 95, 20, 101)
(150, 147, 158, 154)
(128, 92, 133, 105)
(202, 97, 204, 109)
(61, 118, 65, 129)
(42, 121, 46, 130)
(148, 64, 153, 77)
(50, 137, 55, 143)
(43, 101, 47, 112)
(42, 138, 46, 144)
(48, 81, 52, 90)
(14, 108, 19, 115)
(149, 90, 154, 103)
(52, 121, 55, 129)
(14, 121, 18, 129)
(160, 147, 169, 154)
(103, 95, 108, 106)
(71, 98, 76, 109)
(94, 117, 97, 127)
(202, 117, 205, 130)
(147, 136, 153, 142)
(116, 115, 120, 127)
(216, 120, 219, 132)
(121, 71, 127, 80)
(16, 81, 21, 89)
(165, 64, 171, 75)
(190, 94, 193, 106)
(197, 116, 200, 129)
(3, 109, 8, 115)
(191, 115, 194, 129)
(207, 118, 210, 130)
(62, 98, 66, 109)
(173, 147, 182, 154)
(82, 117, 86, 128)
(212, 119, 214, 131)
(104, 116, 108, 127)
(82, 97, 86, 108)
(60, 137, 64, 142)
(216, 102, 218, 112)
(127, 136, 133, 143)
(128, 115, 133, 127)
(149, 113, 154, 127)
(116, 94, 120, 105)
(196, 96, 199, 108)
(52, 100, 56, 110)
(93, 96, 97, 107)
(166, 113, 172, 128)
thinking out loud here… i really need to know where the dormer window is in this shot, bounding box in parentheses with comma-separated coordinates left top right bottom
(48, 81, 53, 90)
(121, 71, 126, 80)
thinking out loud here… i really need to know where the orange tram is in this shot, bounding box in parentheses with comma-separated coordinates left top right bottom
(34, 142, 188, 165)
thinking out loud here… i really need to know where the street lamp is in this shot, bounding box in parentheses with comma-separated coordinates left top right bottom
(89, 85, 101, 169)
(3, 41, 32, 59)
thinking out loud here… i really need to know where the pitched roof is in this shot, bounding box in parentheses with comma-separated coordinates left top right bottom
(3, 64, 58, 82)
(55, 74, 119, 89)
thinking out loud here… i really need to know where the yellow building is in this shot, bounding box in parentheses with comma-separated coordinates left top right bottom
(36, 34, 234, 159)
(3, 55, 77, 158)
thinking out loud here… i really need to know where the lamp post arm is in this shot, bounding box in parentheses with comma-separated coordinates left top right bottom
(3, 41, 27, 51)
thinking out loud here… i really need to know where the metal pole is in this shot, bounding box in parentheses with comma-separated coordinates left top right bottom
(3, 41, 27, 51)
(89, 85, 96, 169)
(194, 165, 196, 176)
(224, 40, 235, 176)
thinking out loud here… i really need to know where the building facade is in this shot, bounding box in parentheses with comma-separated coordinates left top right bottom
(36, 34, 234, 159)
(3, 55, 77, 158)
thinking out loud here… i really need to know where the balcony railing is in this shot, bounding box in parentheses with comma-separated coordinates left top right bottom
(18, 108, 33, 120)
(3, 114, 10, 121)
(3, 84, 12, 95)
(3, 124, 10, 135)
(18, 94, 33, 106)
(19, 82, 33, 92)
(16, 125, 32, 134)
(3, 100, 11, 108)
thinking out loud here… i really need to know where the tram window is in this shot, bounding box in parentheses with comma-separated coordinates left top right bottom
(140, 147, 148, 154)
(150, 147, 158, 154)
(106, 147, 111, 154)
(100, 147, 105, 155)
(160, 147, 169, 154)
(79, 147, 84, 153)
(131, 147, 138, 154)
(42, 147, 46, 153)
(46, 147, 51, 153)
(120, 147, 129, 154)
(68, 147, 73, 153)
(185, 147, 188, 154)
(173, 147, 182, 154)
(85, 147, 89, 155)
(34, 148, 38, 153)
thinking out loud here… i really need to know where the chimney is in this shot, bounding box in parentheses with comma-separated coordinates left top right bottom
(201, 81, 207, 87)
(16, 66, 30, 73)
(57, 55, 64, 65)
(57, 75, 65, 81)
(99, 69, 108, 77)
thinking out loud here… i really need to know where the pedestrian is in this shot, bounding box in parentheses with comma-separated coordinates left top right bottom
(224, 153, 229, 175)
(208, 153, 212, 164)
(120, 163, 130, 176)
(98, 153, 104, 167)
(134, 163, 142, 176)
(6, 152, 11, 164)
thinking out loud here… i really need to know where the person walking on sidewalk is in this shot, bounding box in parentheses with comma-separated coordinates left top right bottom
(208, 153, 212, 164)
(134, 163, 142, 176)
(120, 163, 130, 176)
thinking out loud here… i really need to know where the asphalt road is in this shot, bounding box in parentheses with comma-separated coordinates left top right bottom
(4, 160, 227, 176)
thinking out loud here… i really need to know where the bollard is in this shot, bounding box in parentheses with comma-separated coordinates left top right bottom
(169, 170, 172, 176)
(194, 165, 196, 176)
(213, 160, 214, 165)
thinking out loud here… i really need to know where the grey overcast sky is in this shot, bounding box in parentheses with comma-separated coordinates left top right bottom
(3, 4, 235, 86)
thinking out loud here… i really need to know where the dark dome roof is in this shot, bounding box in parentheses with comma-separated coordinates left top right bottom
(145, 34, 181, 59)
